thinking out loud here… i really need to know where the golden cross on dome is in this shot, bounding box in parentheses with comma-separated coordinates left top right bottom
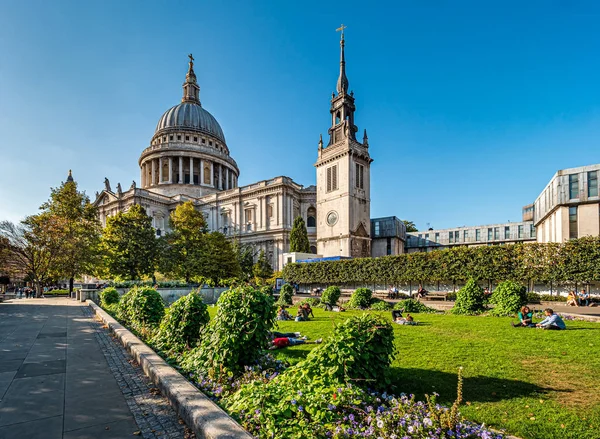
(336, 24, 347, 39)
(188, 53, 194, 63)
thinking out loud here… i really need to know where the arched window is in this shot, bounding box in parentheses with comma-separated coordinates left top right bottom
(307, 207, 316, 227)
(310, 245, 317, 254)
(335, 112, 341, 124)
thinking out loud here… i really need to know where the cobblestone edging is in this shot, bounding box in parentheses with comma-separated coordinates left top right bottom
(80, 305, 189, 439)
(87, 300, 253, 439)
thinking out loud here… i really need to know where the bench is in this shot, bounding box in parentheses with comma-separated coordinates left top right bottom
(424, 292, 448, 301)
(0, 293, 17, 302)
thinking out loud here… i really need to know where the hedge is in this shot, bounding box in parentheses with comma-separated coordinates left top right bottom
(282, 237, 600, 285)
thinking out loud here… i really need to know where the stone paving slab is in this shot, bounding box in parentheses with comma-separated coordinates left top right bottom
(0, 298, 191, 439)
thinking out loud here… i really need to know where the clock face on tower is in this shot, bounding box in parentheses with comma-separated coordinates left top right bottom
(326, 211, 338, 226)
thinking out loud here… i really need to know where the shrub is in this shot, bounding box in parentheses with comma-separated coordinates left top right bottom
(394, 298, 436, 313)
(298, 297, 321, 307)
(260, 285, 273, 296)
(370, 298, 392, 310)
(152, 291, 210, 354)
(276, 284, 294, 305)
(489, 280, 527, 316)
(320, 286, 341, 306)
(225, 314, 396, 437)
(451, 279, 485, 315)
(527, 292, 541, 303)
(181, 286, 275, 376)
(446, 292, 457, 301)
(116, 286, 165, 331)
(100, 287, 120, 307)
(347, 287, 372, 309)
(540, 294, 567, 302)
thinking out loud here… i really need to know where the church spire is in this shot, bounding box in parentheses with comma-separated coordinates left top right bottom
(66, 169, 74, 183)
(336, 24, 349, 95)
(182, 53, 200, 104)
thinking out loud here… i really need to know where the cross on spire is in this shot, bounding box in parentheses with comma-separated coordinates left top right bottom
(336, 24, 347, 40)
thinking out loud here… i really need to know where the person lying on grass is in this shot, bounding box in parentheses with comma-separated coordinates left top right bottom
(536, 308, 566, 330)
(392, 310, 417, 326)
(269, 336, 322, 350)
(512, 306, 535, 327)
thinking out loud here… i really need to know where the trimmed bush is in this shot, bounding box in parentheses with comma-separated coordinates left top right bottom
(527, 292, 541, 303)
(320, 286, 341, 306)
(489, 281, 527, 316)
(276, 284, 294, 305)
(394, 298, 436, 313)
(347, 287, 372, 309)
(370, 298, 392, 310)
(100, 287, 120, 307)
(181, 286, 275, 376)
(540, 294, 567, 302)
(298, 297, 321, 307)
(451, 279, 485, 315)
(116, 286, 165, 331)
(260, 285, 273, 296)
(152, 291, 210, 353)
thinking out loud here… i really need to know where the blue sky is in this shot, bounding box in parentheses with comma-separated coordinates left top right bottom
(1, 1, 600, 230)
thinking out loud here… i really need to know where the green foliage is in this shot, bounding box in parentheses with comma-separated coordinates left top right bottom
(289, 216, 310, 253)
(283, 238, 600, 285)
(109, 280, 191, 288)
(152, 291, 210, 354)
(260, 285, 273, 296)
(527, 292, 541, 303)
(369, 298, 392, 310)
(347, 287, 372, 309)
(181, 286, 275, 376)
(394, 298, 436, 313)
(298, 297, 321, 307)
(540, 294, 567, 302)
(451, 279, 486, 315)
(39, 173, 101, 292)
(101, 205, 158, 280)
(252, 250, 273, 284)
(446, 292, 457, 301)
(489, 280, 527, 316)
(198, 232, 241, 284)
(100, 287, 119, 307)
(116, 286, 165, 331)
(320, 285, 341, 306)
(233, 241, 255, 282)
(276, 283, 294, 305)
(158, 202, 207, 283)
(225, 314, 396, 437)
(403, 219, 418, 232)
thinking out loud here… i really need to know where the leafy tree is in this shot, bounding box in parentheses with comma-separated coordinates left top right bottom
(198, 232, 241, 284)
(402, 220, 418, 232)
(252, 249, 273, 285)
(159, 202, 207, 282)
(489, 280, 527, 316)
(0, 216, 63, 296)
(347, 287, 372, 309)
(232, 240, 255, 282)
(276, 283, 294, 305)
(39, 172, 101, 294)
(321, 285, 341, 306)
(289, 216, 310, 253)
(101, 204, 158, 280)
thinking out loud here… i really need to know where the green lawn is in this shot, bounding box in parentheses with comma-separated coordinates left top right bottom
(263, 308, 600, 439)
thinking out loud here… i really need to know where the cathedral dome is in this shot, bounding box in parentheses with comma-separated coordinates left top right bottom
(155, 102, 226, 143)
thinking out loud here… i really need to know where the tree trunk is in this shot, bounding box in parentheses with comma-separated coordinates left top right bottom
(69, 277, 74, 295)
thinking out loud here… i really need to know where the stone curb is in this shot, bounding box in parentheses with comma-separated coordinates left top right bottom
(87, 300, 253, 439)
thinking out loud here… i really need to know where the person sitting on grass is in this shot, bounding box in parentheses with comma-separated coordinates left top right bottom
(536, 308, 566, 330)
(276, 305, 292, 321)
(512, 306, 535, 327)
(269, 336, 322, 350)
(295, 305, 308, 321)
(302, 303, 315, 319)
(566, 290, 578, 307)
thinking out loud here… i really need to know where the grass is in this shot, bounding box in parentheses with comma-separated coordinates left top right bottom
(261, 307, 600, 439)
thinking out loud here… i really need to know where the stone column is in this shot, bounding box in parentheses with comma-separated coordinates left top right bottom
(189, 157, 194, 185)
(258, 196, 263, 230)
(211, 162, 214, 187)
(225, 168, 229, 190)
(178, 157, 183, 184)
(218, 164, 223, 190)
(200, 159, 204, 185)
(159, 158, 163, 184)
(140, 164, 144, 187)
(168, 157, 173, 184)
(151, 160, 155, 186)
(277, 193, 282, 226)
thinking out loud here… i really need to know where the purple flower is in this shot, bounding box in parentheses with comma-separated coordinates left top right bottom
(291, 399, 297, 405)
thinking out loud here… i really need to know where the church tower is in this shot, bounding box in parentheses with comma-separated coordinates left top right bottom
(315, 27, 372, 258)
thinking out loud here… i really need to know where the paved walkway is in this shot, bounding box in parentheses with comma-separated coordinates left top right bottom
(0, 298, 190, 439)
